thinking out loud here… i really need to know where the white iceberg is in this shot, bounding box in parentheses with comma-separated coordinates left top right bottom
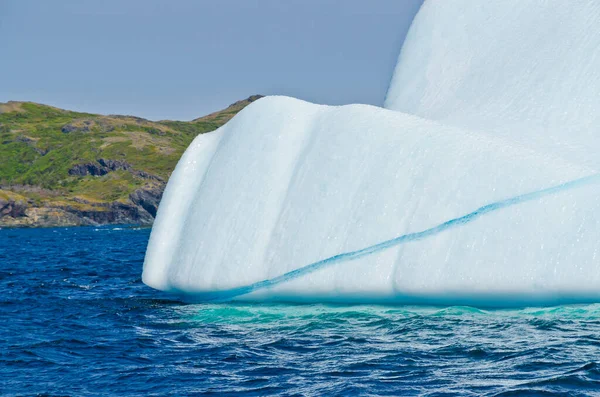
(143, 0, 600, 305)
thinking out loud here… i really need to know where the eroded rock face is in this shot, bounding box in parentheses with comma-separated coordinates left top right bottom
(64, 201, 154, 226)
(0, 183, 166, 228)
(0, 198, 157, 227)
(68, 159, 132, 177)
(0, 158, 169, 227)
(129, 184, 164, 218)
(0, 198, 28, 218)
(67, 159, 164, 181)
(68, 163, 110, 177)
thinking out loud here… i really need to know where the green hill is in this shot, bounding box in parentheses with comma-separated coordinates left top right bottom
(0, 95, 263, 227)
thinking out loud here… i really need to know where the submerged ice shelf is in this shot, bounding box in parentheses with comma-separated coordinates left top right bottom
(143, 0, 600, 305)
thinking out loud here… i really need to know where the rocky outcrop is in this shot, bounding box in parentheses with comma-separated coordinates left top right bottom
(129, 184, 164, 218)
(68, 159, 132, 177)
(0, 197, 28, 218)
(132, 170, 164, 182)
(68, 159, 164, 181)
(60, 200, 154, 226)
(0, 199, 154, 228)
(68, 163, 110, 177)
(0, 183, 165, 228)
(1, 163, 167, 227)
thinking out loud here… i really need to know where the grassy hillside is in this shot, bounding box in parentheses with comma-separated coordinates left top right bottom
(0, 95, 263, 227)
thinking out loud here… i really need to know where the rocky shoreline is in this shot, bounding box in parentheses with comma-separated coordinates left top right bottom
(0, 183, 163, 228)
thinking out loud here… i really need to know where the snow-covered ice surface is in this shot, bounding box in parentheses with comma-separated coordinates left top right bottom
(143, 1, 600, 305)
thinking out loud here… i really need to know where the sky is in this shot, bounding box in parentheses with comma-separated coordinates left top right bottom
(0, 0, 423, 121)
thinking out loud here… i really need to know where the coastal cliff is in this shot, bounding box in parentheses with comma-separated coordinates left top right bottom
(0, 96, 263, 227)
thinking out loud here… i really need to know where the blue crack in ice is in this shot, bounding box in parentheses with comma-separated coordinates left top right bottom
(195, 173, 600, 301)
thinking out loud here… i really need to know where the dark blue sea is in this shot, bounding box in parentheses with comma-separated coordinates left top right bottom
(2, 226, 600, 396)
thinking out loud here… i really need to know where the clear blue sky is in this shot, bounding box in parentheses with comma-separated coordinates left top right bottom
(0, 0, 422, 120)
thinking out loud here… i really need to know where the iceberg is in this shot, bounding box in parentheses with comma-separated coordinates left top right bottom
(385, 0, 600, 169)
(143, 1, 600, 305)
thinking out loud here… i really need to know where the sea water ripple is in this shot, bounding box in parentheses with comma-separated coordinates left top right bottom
(2, 226, 600, 396)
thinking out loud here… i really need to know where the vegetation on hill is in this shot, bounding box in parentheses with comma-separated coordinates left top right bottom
(0, 95, 263, 227)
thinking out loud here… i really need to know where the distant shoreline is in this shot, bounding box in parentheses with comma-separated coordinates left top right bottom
(0, 95, 263, 228)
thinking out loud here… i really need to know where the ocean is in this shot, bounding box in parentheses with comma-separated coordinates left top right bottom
(2, 226, 600, 396)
